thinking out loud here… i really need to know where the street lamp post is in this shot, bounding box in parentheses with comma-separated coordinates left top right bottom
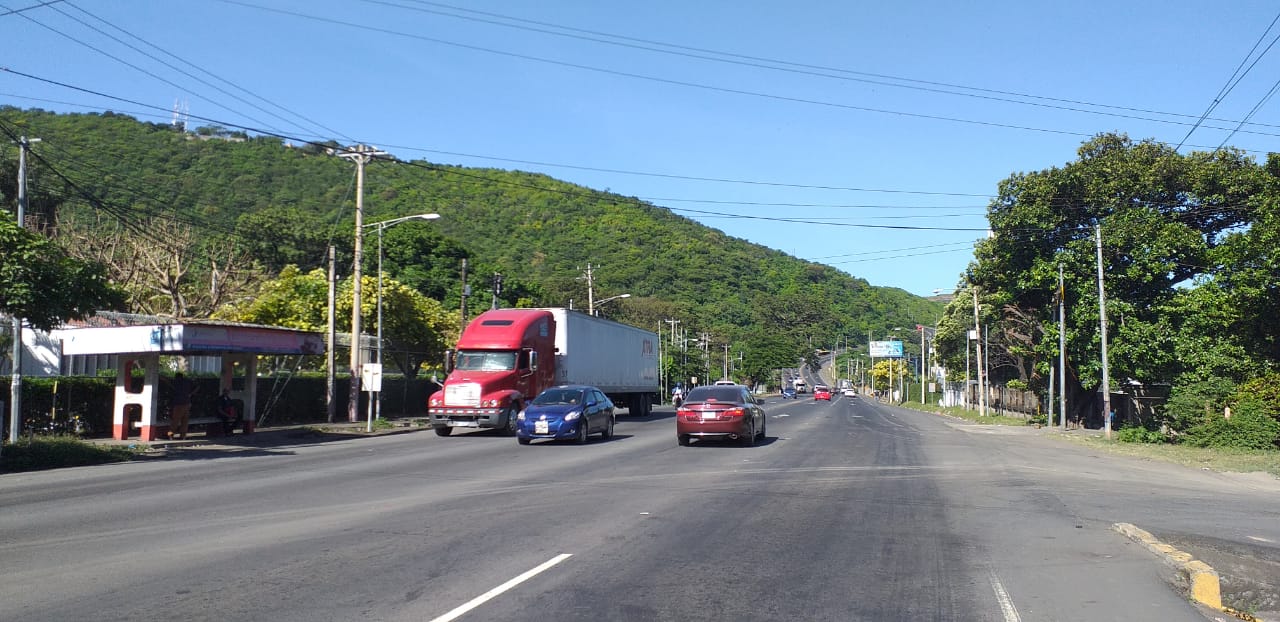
(591, 293, 630, 316)
(363, 213, 440, 430)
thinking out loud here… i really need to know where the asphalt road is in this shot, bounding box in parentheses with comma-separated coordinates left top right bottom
(3, 395, 1278, 621)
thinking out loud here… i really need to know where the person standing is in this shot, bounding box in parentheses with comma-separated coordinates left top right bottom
(169, 372, 194, 440)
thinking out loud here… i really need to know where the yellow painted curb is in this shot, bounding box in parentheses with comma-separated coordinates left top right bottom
(1113, 522, 1223, 610)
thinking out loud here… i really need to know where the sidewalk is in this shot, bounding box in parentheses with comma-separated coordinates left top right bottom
(89, 417, 434, 452)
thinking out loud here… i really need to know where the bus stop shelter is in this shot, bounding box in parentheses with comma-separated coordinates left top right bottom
(53, 322, 325, 441)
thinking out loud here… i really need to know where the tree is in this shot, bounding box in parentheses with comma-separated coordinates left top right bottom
(222, 266, 458, 378)
(951, 133, 1276, 425)
(0, 218, 125, 330)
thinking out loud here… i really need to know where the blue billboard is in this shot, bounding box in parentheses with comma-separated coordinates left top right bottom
(869, 340, 904, 358)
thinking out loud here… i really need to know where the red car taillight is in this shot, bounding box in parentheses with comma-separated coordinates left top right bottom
(724, 408, 745, 417)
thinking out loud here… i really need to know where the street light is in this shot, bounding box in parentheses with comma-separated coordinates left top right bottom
(591, 293, 630, 315)
(362, 213, 440, 429)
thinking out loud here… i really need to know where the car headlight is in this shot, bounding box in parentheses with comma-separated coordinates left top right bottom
(517, 410, 526, 421)
(564, 410, 582, 421)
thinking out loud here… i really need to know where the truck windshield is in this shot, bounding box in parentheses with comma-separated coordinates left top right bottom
(454, 350, 517, 371)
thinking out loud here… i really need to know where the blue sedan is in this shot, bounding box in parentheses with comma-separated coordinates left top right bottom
(516, 385, 615, 445)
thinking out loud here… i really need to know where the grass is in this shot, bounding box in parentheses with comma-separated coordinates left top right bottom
(1057, 434, 1280, 478)
(896, 400, 1280, 478)
(1, 436, 139, 473)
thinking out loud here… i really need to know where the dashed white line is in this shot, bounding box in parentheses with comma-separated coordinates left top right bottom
(989, 572, 1021, 622)
(429, 553, 573, 622)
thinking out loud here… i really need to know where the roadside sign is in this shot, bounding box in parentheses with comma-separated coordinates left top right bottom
(361, 363, 382, 392)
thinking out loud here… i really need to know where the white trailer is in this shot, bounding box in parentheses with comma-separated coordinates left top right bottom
(544, 308, 660, 415)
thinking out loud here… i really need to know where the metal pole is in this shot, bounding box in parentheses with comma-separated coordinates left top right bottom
(10, 136, 38, 444)
(1059, 263, 1068, 431)
(920, 326, 926, 404)
(1096, 224, 1113, 439)
(376, 223, 384, 423)
(972, 287, 986, 416)
(326, 245, 337, 423)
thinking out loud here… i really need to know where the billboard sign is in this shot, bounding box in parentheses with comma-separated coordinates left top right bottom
(869, 340, 904, 358)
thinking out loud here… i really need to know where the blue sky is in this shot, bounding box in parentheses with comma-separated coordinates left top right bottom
(4, 1, 1280, 297)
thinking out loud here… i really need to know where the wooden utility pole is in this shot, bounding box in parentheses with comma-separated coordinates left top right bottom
(335, 145, 386, 422)
(460, 258, 469, 327)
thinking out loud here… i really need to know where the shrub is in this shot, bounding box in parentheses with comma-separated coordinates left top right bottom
(1162, 377, 1237, 433)
(1115, 426, 1167, 444)
(1180, 396, 1280, 450)
(0, 436, 135, 473)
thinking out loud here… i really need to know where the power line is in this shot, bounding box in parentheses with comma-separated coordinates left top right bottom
(375, 0, 1280, 135)
(217, 1, 1280, 144)
(61, 1, 354, 143)
(2, 1, 288, 134)
(0, 0, 62, 16)
(1175, 9, 1280, 150)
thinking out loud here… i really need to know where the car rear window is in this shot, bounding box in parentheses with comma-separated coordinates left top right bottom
(685, 387, 744, 403)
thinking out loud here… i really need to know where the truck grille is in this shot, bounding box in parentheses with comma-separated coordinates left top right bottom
(445, 383, 482, 407)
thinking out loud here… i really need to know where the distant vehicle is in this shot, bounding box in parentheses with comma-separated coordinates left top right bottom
(428, 308, 658, 437)
(714, 379, 737, 386)
(794, 378, 807, 393)
(780, 387, 797, 399)
(843, 388, 856, 398)
(516, 385, 615, 445)
(676, 385, 766, 447)
(813, 385, 832, 401)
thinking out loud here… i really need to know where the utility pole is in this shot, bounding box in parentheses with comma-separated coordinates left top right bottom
(582, 263, 595, 315)
(1059, 263, 1068, 431)
(335, 145, 386, 422)
(1096, 224, 1113, 439)
(722, 344, 730, 380)
(490, 272, 503, 310)
(459, 257, 469, 328)
(920, 325, 926, 404)
(972, 286, 987, 417)
(10, 135, 39, 445)
(326, 245, 337, 423)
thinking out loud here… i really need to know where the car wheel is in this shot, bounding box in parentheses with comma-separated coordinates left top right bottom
(517, 437, 531, 445)
(602, 415, 614, 440)
(757, 417, 766, 440)
(577, 420, 590, 444)
(433, 425, 452, 437)
(741, 422, 756, 447)
(677, 434, 691, 446)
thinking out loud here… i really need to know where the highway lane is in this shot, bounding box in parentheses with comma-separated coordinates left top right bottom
(3, 394, 1270, 620)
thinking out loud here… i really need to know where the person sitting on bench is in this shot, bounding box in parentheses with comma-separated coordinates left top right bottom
(216, 389, 242, 434)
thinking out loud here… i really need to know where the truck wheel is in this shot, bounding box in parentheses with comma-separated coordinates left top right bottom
(434, 425, 452, 437)
(498, 405, 518, 436)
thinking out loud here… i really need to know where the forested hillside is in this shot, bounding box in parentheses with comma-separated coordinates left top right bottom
(0, 107, 940, 384)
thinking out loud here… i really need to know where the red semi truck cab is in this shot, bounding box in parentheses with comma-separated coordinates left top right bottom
(427, 309, 557, 436)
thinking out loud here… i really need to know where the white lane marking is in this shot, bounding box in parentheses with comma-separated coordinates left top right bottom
(1248, 535, 1275, 543)
(989, 572, 1021, 622)
(430, 554, 573, 622)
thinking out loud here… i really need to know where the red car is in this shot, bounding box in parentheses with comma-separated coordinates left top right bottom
(676, 385, 766, 447)
(813, 385, 832, 401)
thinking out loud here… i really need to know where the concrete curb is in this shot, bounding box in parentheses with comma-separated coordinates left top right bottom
(1113, 522, 1223, 611)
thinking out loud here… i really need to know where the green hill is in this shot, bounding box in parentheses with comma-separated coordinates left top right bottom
(0, 106, 940, 381)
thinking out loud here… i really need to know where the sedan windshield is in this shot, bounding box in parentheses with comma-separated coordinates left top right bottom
(454, 350, 517, 371)
(532, 388, 585, 405)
